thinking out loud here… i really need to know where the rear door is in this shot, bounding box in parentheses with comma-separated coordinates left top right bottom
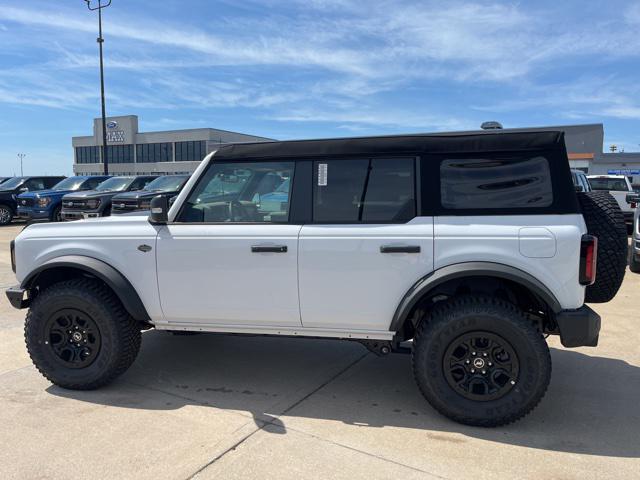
(298, 157, 434, 332)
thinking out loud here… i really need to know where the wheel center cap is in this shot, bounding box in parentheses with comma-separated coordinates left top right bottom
(72, 332, 83, 342)
(472, 358, 485, 369)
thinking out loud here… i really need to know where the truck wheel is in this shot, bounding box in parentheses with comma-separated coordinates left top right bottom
(577, 191, 627, 303)
(0, 204, 13, 225)
(412, 296, 551, 427)
(50, 205, 62, 222)
(24, 279, 141, 390)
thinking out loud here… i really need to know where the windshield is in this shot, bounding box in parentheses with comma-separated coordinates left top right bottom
(95, 177, 134, 192)
(0, 177, 24, 190)
(144, 175, 188, 192)
(52, 177, 86, 191)
(589, 178, 629, 192)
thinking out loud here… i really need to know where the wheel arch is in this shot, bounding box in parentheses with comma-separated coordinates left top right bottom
(21, 255, 151, 323)
(390, 262, 562, 336)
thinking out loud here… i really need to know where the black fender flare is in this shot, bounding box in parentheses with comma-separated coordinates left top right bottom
(390, 261, 562, 332)
(21, 255, 151, 322)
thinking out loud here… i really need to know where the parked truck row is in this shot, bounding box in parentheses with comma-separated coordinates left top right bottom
(0, 174, 189, 225)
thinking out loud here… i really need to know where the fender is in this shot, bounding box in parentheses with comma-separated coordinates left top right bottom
(21, 255, 151, 322)
(390, 261, 562, 332)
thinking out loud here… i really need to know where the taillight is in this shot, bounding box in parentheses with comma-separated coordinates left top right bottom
(579, 235, 597, 285)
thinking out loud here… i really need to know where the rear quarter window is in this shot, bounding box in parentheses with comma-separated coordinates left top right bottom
(440, 155, 553, 209)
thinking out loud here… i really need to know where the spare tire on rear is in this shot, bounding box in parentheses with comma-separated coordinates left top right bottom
(577, 191, 627, 303)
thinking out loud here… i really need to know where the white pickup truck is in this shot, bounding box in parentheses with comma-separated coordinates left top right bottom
(587, 175, 635, 230)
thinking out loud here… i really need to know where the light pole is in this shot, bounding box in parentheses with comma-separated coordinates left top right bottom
(84, 0, 112, 175)
(17, 153, 26, 176)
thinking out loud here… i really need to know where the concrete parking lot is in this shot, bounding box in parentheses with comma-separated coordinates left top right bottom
(0, 223, 638, 480)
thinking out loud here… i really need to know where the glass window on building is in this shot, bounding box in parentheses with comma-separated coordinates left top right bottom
(75, 146, 101, 164)
(105, 145, 134, 164)
(136, 143, 173, 163)
(175, 140, 206, 162)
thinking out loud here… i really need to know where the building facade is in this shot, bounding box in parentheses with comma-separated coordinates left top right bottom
(72, 115, 272, 176)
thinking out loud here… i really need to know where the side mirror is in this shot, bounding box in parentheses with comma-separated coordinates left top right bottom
(574, 185, 584, 192)
(148, 195, 169, 225)
(626, 193, 639, 205)
(18, 187, 28, 193)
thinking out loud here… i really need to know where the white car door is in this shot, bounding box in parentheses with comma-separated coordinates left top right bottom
(298, 157, 434, 332)
(156, 160, 302, 327)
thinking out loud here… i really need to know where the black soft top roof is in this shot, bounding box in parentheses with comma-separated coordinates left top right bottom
(213, 130, 565, 160)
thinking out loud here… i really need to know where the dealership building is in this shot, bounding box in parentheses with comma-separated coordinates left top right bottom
(72, 115, 273, 176)
(72, 116, 640, 185)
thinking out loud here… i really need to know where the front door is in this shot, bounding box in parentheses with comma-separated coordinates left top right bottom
(298, 157, 434, 332)
(156, 160, 302, 327)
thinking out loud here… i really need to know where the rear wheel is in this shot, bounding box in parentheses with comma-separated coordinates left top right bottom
(0, 204, 13, 225)
(412, 296, 551, 427)
(24, 279, 141, 390)
(577, 191, 627, 303)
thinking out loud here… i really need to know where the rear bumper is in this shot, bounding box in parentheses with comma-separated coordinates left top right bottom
(555, 305, 601, 348)
(624, 211, 634, 225)
(5, 286, 29, 309)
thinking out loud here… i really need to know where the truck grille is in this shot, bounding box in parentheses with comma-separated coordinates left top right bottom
(19, 198, 35, 208)
(62, 200, 86, 210)
(112, 200, 139, 212)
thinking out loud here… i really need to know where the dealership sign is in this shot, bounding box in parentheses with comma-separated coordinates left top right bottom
(608, 169, 640, 175)
(105, 120, 125, 142)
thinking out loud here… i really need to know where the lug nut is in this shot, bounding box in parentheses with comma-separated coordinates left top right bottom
(470, 368, 475, 373)
(488, 362, 493, 366)
(481, 370, 486, 375)
(510, 380, 516, 385)
(483, 353, 487, 357)
(472, 351, 476, 356)
(465, 360, 470, 364)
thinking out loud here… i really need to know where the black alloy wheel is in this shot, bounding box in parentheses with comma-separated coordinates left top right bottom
(44, 309, 101, 368)
(443, 332, 519, 402)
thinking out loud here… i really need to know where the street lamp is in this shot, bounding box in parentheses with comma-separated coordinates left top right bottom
(17, 153, 26, 176)
(84, 0, 112, 175)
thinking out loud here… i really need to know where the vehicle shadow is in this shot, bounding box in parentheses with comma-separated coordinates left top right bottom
(48, 331, 640, 458)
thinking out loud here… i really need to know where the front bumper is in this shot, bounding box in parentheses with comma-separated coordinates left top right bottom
(5, 286, 29, 309)
(61, 210, 101, 221)
(555, 305, 601, 348)
(16, 207, 49, 220)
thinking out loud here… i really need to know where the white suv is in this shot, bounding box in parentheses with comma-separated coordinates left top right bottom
(6, 130, 628, 427)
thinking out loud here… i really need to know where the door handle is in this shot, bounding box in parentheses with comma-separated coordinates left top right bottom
(251, 245, 288, 253)
(380, 245, 421, 253)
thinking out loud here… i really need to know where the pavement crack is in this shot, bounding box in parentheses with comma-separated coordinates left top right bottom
(185, 351, 370, 479)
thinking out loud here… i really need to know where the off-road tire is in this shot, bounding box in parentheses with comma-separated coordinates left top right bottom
(24, 279, 141, 390)
(412, 295, 551, 427)
(0, 203, 13, 225)
(577, 191, 627, 303)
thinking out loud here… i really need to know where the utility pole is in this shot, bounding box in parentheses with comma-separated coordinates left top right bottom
(17, 153, 26, 176)
(84, 0, 112, 175)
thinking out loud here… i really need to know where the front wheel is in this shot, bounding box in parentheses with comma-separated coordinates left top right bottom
(50, 205, 62, 222)
(0, 204, 13, 225)
(412, 296, 551, 427)
(24, 279, 141, 390)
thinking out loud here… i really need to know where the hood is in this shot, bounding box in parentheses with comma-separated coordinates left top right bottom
(112, 189, 178, 201)
(18, 189, 73, 199)
(63, 190, 118, 200)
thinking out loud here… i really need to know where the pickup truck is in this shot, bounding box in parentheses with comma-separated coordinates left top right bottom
(587, 175, 635, 231)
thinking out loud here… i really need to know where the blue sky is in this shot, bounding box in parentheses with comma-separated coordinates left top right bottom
(0, 0, 639, 176)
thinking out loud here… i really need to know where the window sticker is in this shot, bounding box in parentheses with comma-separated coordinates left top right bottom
(318, 163, 328, 186)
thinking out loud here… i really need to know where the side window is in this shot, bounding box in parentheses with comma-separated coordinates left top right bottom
(24, 178, 46, 191)
(440, 154, 553, 210)
(83, 178, 103, 190)
(130, 177, 154, 191)
(178, 161, 294, 223)
(44, 178, 61, 188)
(312, 158, 416, 223)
